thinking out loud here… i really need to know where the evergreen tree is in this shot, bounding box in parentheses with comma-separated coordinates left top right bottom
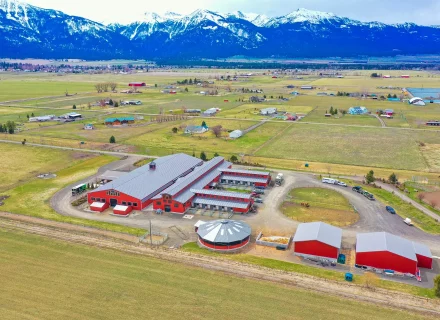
(366, 170, 375, 184)
(200, 151, 207, 161)
(230, 155, 238, 163)
(27, 114, 29, 119)
(214, 152, 220, 157)
(329, 106, 334, 115)
(189, 78, 193, 85)
(109, 136, 116, 144)
(389, 173, 398, 184)
(31, 112, 35, 117)
(201, 121, 207, 128)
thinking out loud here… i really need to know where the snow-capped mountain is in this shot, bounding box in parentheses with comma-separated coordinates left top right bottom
(1, 1, 440, 60)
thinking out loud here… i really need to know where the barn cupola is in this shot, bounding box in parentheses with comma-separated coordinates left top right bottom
(149, 161, 157, 170)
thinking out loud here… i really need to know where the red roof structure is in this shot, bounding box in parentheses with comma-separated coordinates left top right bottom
(129, 82, 146, 87)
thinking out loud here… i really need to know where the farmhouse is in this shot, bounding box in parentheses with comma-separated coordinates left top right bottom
(355, 232, 433, 274)
(293, 222, 342, 262)
(61, 112, 82, 120)
(84, 124, 94, 130)
(87, 154, 270, 215)
(260, 107, 277, 115)
(348, 106, 369, 115)
(184, 125, 208, 134)
(229, 130, 243, 139)
(197, 219, 251, 251)
(105, 117, 135, 126)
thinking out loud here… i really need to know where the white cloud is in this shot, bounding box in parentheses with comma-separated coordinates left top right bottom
(24, 0, 440, 25)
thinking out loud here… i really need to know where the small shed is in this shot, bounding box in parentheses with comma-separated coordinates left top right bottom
(229, 130, 243, 139)
(113, 205, 132, 216)
(90, 202, 109, 212)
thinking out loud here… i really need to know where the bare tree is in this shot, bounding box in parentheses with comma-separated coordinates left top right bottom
(211, 125, 223, 138)
(103, 83, 109, 92)
(430, 199, 439, 209)
(95, 84, 102, 93)
(417, 193, 426, 202)
(109, 82, 117, 92)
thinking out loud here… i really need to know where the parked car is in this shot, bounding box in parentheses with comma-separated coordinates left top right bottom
(386, 206, 396, 214)
(404, 218, 413, 226)
(255, 186, 266, 190)
(322, 178, 337, 184)
(352, 186, 363, 193)
(253, 189, 265, 195)
(337, 181, 347, 187)
(254, 198, 263, 204)
(251, 194, 261, 199)
(363, 191, 375, 201)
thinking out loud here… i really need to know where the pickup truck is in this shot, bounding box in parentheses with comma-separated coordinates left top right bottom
(352, 186, 363, 193)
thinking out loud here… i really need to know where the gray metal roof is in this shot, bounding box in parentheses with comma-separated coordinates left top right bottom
(193, 197, 250, 209)
(356, 232, 417, 261)
(191, 189, 252, 200)
(93, 154, 202, 201)
(197, 220, 251, 243)
(220, 175, 268, 184)
(412, 241, 432, 258)
(219, 168, 270, 176)
(173, 161, 231, 203)
(163, 157, 225, 197)
(293, 222, 342, 249)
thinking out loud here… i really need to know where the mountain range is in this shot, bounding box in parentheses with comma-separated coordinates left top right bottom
(1, 0, 440, 60)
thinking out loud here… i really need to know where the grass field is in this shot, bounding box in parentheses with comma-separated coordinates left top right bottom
(281, 187, 359, 226)
(0, 144, 86, 192)
(0, 80, 95, 101)
(0, 230, 436, 320)
(0, 150, 144, 235)
(255, 124, 432, 171)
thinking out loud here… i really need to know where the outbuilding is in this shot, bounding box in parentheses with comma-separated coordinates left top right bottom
(355, 232, 433, 274)
(229, 130, 243, 139)
(90, 202, 109, 212)
(196, 220, 251, 251)
(293, 222, 342, 261)
(113, 205, 132, 216)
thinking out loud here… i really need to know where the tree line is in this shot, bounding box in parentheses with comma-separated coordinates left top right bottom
(95, 82, 118, 93)
(0, 121, 17, 134)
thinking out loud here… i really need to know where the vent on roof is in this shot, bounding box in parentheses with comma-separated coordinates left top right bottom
(149, 161, 157, 170)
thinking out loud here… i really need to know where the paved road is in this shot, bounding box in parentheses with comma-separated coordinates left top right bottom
(50, 157, 440, 254)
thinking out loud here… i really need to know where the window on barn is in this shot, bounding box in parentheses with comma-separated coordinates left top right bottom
(128, 202, 132, 206)
(174, 203, 179, 208)
(101, 199, 105, 202)
(156, 201, 161, 205)
(122, 202, 127, 205)
(133, 203, 138, 207)
(91, 197, 95, 201)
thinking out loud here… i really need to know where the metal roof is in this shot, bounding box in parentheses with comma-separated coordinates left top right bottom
(293, 222, 342, 249)
(114, 205, 129, 211)
(91, 202, 106, 208)
(172, 160, 231, 203)
(93, 154, 202, 201)
(356, 232, 417, 261)
(162, 157, 224, 197)
(105, 117, 135, 122)
(197, 220, 251, 243)
(191, 189, 252, 200)
(193, 197, 250, 209)
(219, 168, 270, 176)
(220, 175, 268, 184)
(412, 241, 432, 258)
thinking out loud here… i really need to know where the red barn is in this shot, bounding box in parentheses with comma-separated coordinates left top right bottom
(356, 232, 432, 274)
(293, 222, 342, 261)
(401, 75, 410, 78)
(129, 82, 146, 87)
(88, 154, 260, 215)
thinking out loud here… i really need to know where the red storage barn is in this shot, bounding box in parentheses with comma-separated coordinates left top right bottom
(355, 232, 432, 274)
(412, 241, 433, 269)
(113, 205, 132, 216)
(90, 202, 109, 212)
(129, 82, 146, 87)
(293, 222, 342, 261)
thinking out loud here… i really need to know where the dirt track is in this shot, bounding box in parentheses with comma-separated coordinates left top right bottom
(0, 214, 439, 316)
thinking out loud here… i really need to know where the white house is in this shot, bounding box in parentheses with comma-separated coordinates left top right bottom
(260, 108, 277, 116)
(229, 130, 243, 139)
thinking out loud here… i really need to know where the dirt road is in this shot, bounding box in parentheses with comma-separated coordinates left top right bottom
(0, 216, 439, 316)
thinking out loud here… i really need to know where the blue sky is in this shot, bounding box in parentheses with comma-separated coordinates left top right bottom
(25, 0, 440, 25)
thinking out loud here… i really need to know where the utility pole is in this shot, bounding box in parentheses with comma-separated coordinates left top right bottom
(149, 219, 153, 247)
